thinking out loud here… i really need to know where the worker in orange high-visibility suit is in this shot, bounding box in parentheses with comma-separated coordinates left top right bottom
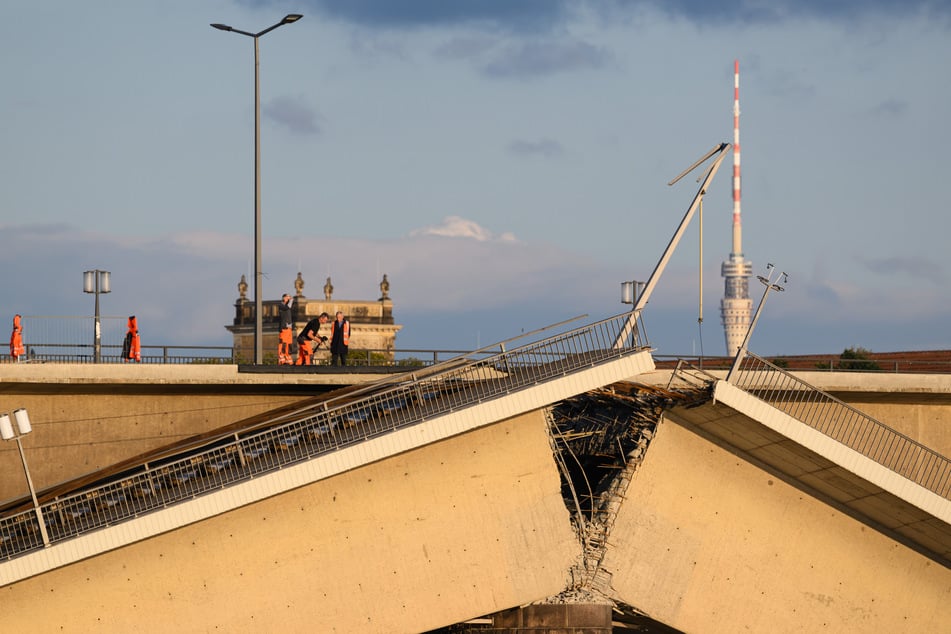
(296, 312, 329, 365)
(122, 315, 141, 362)
(9, 314, 24, 361)
(277, 294, 294, 365)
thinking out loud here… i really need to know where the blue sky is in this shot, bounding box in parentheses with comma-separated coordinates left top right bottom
(1, 1, 949, 357)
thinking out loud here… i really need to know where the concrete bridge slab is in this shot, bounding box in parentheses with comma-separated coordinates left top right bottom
(604, 417, 951, 633)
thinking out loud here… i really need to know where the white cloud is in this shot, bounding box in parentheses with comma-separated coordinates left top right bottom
(408, 216, 518, 242)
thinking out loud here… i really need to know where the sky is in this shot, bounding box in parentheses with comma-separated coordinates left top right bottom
(1, 0, 950, 359)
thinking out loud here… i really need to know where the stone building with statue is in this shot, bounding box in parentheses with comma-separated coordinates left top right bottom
(226, 273, 402, 364)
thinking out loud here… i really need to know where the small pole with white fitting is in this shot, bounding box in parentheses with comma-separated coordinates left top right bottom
(727, 264, 787, 382)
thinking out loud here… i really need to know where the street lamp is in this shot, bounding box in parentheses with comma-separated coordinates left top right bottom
(619, 280, 645, 349)
(0, 409, 49, 546)
(211, 13, 303, 365)
(83, 269, 111, 363)
(620, 280, 644, 306)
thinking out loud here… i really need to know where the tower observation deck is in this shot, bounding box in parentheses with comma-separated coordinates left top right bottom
(721, 256, 753, 355)
(720, 59, 753, 356)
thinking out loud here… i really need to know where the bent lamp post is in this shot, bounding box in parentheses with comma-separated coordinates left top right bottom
(1, 409, 50, 546)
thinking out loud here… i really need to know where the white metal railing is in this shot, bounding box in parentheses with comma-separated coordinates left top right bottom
(4, 315, 546, 366)
(0, 311, 648, 561)
(728, 352, 951, 500)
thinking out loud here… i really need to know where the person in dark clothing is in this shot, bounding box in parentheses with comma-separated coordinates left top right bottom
(296, 312, 329, 365)
(329, 311, 350, 367)
(277, 294, 294, 365)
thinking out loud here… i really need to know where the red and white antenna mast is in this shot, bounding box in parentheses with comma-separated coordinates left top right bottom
(732, 59, 742, 256)
(720, 59, 754, 357)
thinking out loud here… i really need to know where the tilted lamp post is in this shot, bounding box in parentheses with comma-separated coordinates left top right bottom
(83, 269, 111, 363)
(211, 14, 303, 365)
(0, 409, 49, 546)
(727, 263, 787, 381)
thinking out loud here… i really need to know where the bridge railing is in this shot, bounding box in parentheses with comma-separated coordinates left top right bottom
(0, 311, 649, 561)
(1, 345, 483, 366)
(7, 343, 237, 365)
(2, 315, 480, 365)
(654, 354, 951, 374)
(728, 352, 951, 500)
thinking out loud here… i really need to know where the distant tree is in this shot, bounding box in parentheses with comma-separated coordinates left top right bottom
(348, 350, 388, 366)
(771, 358, 789, 369)
(839, 347, 880, 371)
(349, 350, 423, 367)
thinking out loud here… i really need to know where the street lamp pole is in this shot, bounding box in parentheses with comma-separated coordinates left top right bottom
(83, 269, 111, 364)
(727, 264, 787, 382)
(0, 409, 49, 546)
(211, 14, 302, 365)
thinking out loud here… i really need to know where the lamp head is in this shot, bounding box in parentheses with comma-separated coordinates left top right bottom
(210, 23, 233, 31)
(282, 14, 303, 24)
(0, 413, 12, 441)
(13, 409, 31, 435)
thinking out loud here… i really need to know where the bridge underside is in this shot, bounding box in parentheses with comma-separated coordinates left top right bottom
(677, 381, 951, 563)
(603, 399, 950, 633)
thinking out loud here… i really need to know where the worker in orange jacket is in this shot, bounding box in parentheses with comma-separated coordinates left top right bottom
(296, 312, 329, 365)
(122, 315, 141, 362)
(9, 314, 24, 361)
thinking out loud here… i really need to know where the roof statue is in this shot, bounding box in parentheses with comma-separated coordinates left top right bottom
(237, 275, 248, 302)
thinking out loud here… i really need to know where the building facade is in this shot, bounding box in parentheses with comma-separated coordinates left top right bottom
(226, 273, 402, 364)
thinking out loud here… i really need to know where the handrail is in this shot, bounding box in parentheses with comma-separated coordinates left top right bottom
(727, 352, 951, 500)
(227, 310, 646, 432)
(254, 314, 596, 418)
(10, 313, 588, 367)
(653, 354, 951, 375)
(0, 311, 649, 561)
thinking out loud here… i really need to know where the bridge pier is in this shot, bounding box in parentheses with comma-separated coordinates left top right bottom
(457, 604, 612, 633)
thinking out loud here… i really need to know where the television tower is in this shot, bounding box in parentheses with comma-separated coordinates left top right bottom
(720, 59, 753, 356)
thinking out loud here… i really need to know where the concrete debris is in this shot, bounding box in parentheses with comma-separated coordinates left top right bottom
(430, 381, 705, 634)
(545, 380, 710, 603)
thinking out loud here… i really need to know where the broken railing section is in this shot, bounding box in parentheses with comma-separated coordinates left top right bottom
(546, 382, 708, 599)
(667, 358, 720, 396)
